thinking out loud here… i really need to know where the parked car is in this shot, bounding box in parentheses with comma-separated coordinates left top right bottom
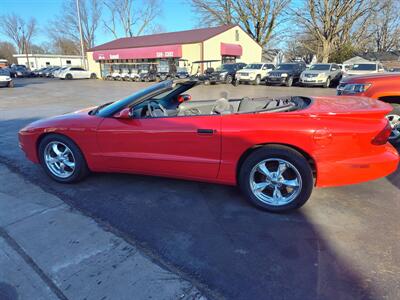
(13, 66, 32, 77)
(343, 62, 385, 78)
(266, 63, 306, 87)
(235, 63, 275, 85)
(58, 67, 97, 80)
(18, 79, 398, 213)
(2, 67, 16, 78)
(206, 63, 246, 84)
(300, 63, 342, 88)
(337, 73, 400, 144)
(44, 67, 60, 77)
(53, 67, 68, 78)
(0, 68, 13, 88)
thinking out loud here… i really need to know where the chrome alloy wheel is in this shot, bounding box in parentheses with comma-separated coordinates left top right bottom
(44, 142, 75, 178)
(249, 158, 302, 206)
(387, 114, 400, 140)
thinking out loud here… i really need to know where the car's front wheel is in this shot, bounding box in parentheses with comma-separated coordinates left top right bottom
(239, 145, 313, 212)
(39, 134, 89, 183)
(225, 75, 233, 84)
(253, 75, 261, 85)
(8, 81, 14, 88)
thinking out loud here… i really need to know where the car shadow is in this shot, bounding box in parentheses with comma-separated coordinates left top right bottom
(0, 117, 392, 299)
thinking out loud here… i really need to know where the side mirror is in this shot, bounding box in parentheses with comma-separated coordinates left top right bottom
(113, 107, 132, 119)
(177, 94, 191, 103)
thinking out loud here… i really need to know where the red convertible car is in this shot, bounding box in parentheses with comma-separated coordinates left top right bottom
(19, 80, 399, 212)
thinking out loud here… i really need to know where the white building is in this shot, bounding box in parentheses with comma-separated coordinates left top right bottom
(13, 54, 84, 70)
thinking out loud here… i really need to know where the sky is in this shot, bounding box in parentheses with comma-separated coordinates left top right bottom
(0, 0, 199, 46)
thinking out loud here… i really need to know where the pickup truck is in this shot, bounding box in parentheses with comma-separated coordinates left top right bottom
(337, 73, 400, 144)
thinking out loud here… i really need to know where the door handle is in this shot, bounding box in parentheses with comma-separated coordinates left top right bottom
(197, 129, 215, 134)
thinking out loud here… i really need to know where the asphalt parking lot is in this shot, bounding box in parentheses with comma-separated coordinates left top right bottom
(1, 78, 399, 300)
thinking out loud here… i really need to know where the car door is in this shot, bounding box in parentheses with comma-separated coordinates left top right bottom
(96, 114, 222, 180)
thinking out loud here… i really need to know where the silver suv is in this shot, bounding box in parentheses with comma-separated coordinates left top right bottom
(300, 63, 342, 88)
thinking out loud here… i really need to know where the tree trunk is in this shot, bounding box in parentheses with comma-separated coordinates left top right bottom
(321, 40, 331, 63)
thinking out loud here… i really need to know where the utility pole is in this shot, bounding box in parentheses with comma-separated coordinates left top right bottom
(20, 27, 30, 69)
(76, 0, 86, 69)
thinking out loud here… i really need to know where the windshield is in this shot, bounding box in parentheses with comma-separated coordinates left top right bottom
(309, 64, 330, 71)
(97, 81, 172, 117)
(245, 64, 262, 70)
(0, 69, 10, 76)
(351, 64, 376, 71)
(276, 64, 295, 70)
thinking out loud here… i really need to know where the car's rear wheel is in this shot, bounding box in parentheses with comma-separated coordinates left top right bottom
(65, 73, 73, 80)
(8, 81, 14, 88)
(226, 75, 233, 84)
(387, 105, 400, 145)
(39, 134, 89, 183)
(239, 145, 313, 212)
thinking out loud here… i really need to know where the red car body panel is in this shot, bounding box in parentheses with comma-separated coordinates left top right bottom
(18, 96, 399, 188)
(340, 73, 400, 101)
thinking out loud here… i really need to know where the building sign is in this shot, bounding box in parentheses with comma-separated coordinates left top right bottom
(93, 44, 182, 61)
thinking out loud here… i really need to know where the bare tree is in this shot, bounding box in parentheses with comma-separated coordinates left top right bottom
(0, 14, 37, 54)
(191, 0, 235, 26)
(190, 0, 289, 48)
(367, 0, 400, 51)
(294, 0, 373, 62)
(49, 0, 102, 51)
(103, 0, 161, 38)
(0, 41, 17, 64)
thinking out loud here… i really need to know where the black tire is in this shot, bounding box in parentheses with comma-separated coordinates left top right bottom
(90, 73, 97, 79)
(388, 104, 400, 145)
(253, 75, 261, 85)
(226, 75, 233, 84)
(239, 145, 313, 212)
(285, 77, 293, 87)
(65, 73, 73, 80)
(38, 134, 89, 183)
(8, 80, 14, 88)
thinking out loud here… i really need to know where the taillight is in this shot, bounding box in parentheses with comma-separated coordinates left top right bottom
(372, 121, 392, 145)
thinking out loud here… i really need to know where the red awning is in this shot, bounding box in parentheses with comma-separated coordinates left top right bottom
(93, 44, 182, 60)
(220, 43, 242, 57)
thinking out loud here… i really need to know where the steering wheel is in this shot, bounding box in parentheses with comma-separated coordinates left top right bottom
(147, 100, 168, 117)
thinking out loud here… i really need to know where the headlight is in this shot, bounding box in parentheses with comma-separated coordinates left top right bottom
(342, 83, 372, 94)
(318, 73, 327, 78)
(281, 73, 288, 77)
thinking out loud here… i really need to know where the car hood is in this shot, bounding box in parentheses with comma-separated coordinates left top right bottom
(20, 107, 100, 132)
(238, 69, 260, 73)
(302, 70, 328, 75)
(340, 73, 399, 83)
